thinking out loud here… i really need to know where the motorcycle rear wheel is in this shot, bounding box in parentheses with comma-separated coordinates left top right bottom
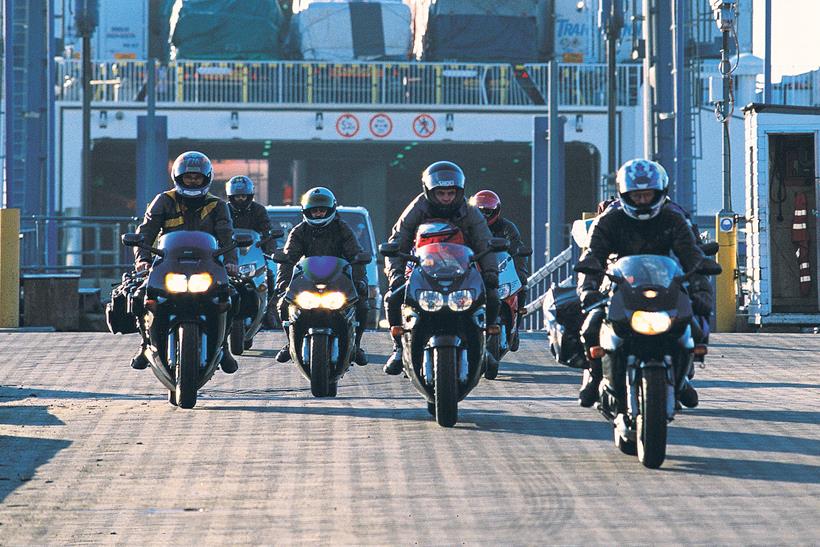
(230, 319, 245, 356)
(309, 334, 332, 398)
(434, 347, 459, 427)
(637, 367, 668, 468)
(176, 322, 199, 409)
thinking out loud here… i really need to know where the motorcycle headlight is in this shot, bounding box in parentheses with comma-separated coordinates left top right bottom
(294, 291, 322, 309)
(417, 290, 444, 312)
(497, 283, 512, 299)
(238, 264, 256, 277)
(320, 291, 346, 310)
(448, 289, 474, 311)
(187, 273, 213, 293)
(165, 273, 189, 293)
(630, 310, 672, 335)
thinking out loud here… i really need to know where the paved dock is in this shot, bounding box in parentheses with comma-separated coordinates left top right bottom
(0, 332, 818, 544)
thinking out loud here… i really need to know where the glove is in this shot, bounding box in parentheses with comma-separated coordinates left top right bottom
(135, 261, 150, 272)
(580, 290, 606, 309)
(225, 263, 239, 276)
(482, 272, 499, 290)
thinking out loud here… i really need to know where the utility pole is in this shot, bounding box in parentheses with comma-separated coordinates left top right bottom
(599, 0, 623, 199)
(763, 0, 772, 102)
(75, 0, 98, 207)
(712, 0, 738, 332)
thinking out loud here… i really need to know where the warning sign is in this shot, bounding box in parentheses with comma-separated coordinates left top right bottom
(412, 114, 436, 138)
(335, 113, 360, 138)
(369, 113, 393, 138)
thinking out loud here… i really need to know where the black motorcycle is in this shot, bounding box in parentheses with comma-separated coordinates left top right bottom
(380, 235, 507, 427)
(123, 230, 251, 408)
(230, 228, 283, 355)
(273, 252, 371, 398)
(576, 253, 721, 468)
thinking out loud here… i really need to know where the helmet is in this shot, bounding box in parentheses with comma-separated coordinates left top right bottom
(616, 159, 669, 220)
(421, 161, 465, 216)
(300, 186, 337, 227)
(226, 175, 255, 210)
(171, 151, 213, 199)
(468, 190, 501, 226)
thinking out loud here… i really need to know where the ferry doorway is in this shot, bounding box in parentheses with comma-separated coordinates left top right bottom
(564, 141, 601, 222)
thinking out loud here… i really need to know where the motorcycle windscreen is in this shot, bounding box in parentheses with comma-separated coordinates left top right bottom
(157, 231, 219, 259)
(298, 256, 348, 283)
(608, 255, 683, 288)
(416, 243, 473, 279)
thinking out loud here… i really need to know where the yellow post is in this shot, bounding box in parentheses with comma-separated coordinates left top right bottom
(715, 212, 737, 332)
(0, 209, 20, 328)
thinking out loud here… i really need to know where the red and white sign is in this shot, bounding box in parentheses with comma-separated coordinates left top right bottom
(412, 114, 436, 138)
(335, 113, 360, 138)
(369, 113, 393, 138)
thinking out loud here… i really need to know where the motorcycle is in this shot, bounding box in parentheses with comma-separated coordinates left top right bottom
(484, 245, 532, 379)
(379, 225, 508, 427)
(576, 253, 721, 468)
(122, 230, 251, 409)
(229, 228, 283, 355)
(542, 281, 587, 369)
(272, 251, 371, 398)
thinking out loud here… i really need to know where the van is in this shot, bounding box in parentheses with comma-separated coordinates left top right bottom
(266, 205, 382, 328)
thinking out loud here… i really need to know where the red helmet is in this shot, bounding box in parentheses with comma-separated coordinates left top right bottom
(414, 221, 465, 248)
(469, 190, 501, 225)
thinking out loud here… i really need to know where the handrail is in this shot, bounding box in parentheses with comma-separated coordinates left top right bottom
(521, 246, 575, 331)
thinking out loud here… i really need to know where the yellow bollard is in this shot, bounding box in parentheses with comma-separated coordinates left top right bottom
(0, 209, 20, 328)
(715, 212, 737, 332)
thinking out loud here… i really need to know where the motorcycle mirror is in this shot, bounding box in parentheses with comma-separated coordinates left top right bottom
(488, 237, 508, 252)
(271, 249, 291, 264)
(700, 241, 719, 256)
(605, 272, 627, 284)
(121, 233, 145, 247)
(695, 258, 722, 276)
(379, 242, 400, 257)
(517, 245, 533, 257)
(233, 233, 254, 248)
(573, 256, 604, 275)
(353, 251, 372, 265)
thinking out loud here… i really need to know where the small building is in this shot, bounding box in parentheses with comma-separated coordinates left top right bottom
(744, 103, 820, 326)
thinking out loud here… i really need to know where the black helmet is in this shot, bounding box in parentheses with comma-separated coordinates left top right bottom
(300, 186, 337, 227)
(171, 151, 213, 199)
(616, 158, 669, 220)
(421, 161, 465, 216)
(226, 176, 255, 210)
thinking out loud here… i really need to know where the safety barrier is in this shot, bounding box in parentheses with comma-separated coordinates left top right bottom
(521, 246, 577, 332)
(57, 59, 643, 108)
(20, 216, 140, 287)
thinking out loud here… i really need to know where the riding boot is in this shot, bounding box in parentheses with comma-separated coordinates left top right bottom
(383, 333, 403, 375)
(220, 341, 238, 374)
(130, 343, 149, 370)
(352, 325, 368, 366)
(578, 358, 602, 407)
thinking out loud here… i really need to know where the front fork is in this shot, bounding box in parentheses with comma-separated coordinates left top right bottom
(625, 355, 677, 422)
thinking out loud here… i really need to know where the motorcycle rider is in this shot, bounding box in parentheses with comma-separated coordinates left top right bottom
(382, 161, 500, 375)
(273, 187, 370, 366)
(468, 190, 530, 316)
(575, 158, 704, 409)
(130, 151, 240, 373)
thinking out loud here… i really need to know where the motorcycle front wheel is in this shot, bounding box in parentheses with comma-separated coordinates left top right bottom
(309, 333, 332, 398)
(637, 367, 668, 468)
(176, 322, 200, 409)
(434, 347, 459, 427)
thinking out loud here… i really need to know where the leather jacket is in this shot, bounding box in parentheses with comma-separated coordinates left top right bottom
(274, 217, 368, 297)
(134, 190, 236, 265)
(228, 200, 276, 253)
(385, 193, 498, 289)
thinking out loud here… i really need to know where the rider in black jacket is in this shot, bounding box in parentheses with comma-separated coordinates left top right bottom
(225, 175, 276, 253)
(382, 161, 500, 375)
(273, 187, 370, 365)
(130, 151, 240, 374)
(468, 190, 530, 315)
(575, 158, 705, 409)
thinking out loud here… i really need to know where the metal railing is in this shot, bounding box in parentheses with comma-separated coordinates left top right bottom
(56, 59, 643, 108)
(21, 216, 140, 287)
(521, 245, 577, 331)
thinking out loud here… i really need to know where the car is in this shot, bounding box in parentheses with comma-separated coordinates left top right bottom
(265, 205, 382, 329)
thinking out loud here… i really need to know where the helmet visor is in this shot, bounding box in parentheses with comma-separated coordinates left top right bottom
(423, 170, 464, 190)
(305, 206, 330, 220)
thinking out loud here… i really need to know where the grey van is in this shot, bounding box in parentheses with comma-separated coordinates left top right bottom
(266, 205, 382, 328)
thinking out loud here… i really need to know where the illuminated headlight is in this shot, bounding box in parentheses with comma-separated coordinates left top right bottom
(238, 264, 256, 277)
(630, 310, 672, 335)
(417, 290, 444, 312)
(497, 283, 512, 299)
(188, 273, 213, 293)
(165, 273, 189, 293)
(294, 291, 322, 309)
(448, 289, 474, 311)
(320, 291, 346, 310)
